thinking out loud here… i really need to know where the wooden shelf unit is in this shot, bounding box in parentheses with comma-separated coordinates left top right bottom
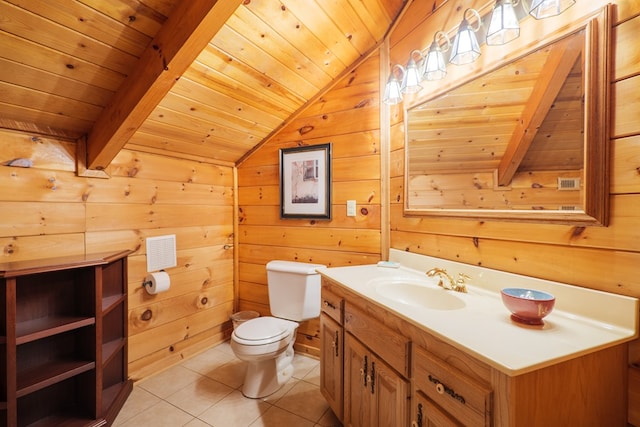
(0, 250, 132, 427)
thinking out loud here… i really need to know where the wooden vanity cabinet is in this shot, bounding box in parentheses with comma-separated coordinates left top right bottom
(320, 275, 630, 426)
(0, 250, 132, 427)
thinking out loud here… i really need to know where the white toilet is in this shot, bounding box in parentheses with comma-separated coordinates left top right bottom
(230, 260, 325, 398)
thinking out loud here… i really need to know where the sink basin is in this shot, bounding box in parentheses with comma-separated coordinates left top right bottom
(371, 278, 466, 310)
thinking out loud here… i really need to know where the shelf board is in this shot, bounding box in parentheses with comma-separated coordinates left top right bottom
(16, 317, 95, 345)
(17, 360, 96, 397)
(102, 294, 125, 314)
(102, 338, 125, 366)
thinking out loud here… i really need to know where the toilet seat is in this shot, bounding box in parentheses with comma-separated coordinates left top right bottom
(233, 317, 296, 346)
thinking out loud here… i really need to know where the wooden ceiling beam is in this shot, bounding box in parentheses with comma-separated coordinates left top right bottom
(85, 0, 242, 171)
(497, 33, 583, 186)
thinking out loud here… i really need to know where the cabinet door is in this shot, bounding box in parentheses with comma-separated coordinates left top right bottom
(344, 334, 373, 427)
(345, 333, 409, 427)
(320, 313, 343, 420)
(371, 353, 409, 427)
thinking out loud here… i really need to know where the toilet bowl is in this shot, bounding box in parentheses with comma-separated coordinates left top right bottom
(230, 316, 299, 398)
(230, 260, 325, 398)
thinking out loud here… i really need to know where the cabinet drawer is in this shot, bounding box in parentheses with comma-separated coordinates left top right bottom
(413, 345, 492, 427)
(321, 289, 343, 324)
(344, 302, 410, 377)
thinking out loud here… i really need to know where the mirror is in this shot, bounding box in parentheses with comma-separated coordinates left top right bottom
(404, 9, 610, 226)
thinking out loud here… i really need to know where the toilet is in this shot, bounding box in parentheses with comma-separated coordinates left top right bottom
(230, 260, 325, 398)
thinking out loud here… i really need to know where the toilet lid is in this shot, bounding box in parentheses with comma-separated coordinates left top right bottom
(234, 317, 290, 342)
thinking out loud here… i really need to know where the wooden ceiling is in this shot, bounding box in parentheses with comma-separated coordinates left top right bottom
(0, 0, 406, 168)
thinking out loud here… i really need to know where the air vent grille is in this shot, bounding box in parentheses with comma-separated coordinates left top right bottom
(557, 177, 581, 191)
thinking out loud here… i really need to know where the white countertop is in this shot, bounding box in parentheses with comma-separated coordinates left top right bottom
(318, 251, 639, 376)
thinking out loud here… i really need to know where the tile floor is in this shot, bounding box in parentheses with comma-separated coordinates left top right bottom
(113, 341, 343, 427)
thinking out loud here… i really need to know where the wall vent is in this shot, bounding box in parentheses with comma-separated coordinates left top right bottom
(559, 205, 578, 211)
(146, 235, 177, 272)
(557, 177, 581, 191)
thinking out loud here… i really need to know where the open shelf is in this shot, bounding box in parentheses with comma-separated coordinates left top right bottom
(17, 360, 95, 398)
(0, 250, 132, 426)
(16, 316, 95, 345)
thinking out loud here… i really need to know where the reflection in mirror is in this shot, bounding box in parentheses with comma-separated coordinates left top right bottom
(404, 9, 609, 226)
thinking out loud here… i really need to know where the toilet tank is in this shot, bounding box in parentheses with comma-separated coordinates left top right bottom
(266, 260, 326, 321)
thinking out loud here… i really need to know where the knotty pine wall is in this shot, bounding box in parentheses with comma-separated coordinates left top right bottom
(237, 53, 384, 356)
(0, 132, 235, 380)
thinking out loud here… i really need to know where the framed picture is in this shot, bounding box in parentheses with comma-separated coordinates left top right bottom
(279, 143, 332, 219)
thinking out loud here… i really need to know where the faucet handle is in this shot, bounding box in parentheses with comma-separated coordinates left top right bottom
(454, 273, 470, 293)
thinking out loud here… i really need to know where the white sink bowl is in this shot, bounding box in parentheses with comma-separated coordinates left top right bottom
(371, 278, 466, 310)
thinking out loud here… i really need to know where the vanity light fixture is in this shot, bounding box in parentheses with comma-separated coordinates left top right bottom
(449, 9, 482, 65)
(529, 0, 576, 19)
(401, 50, 424, 94)
(422, 31, 451, 81)
(382, 64, 405, 105)
(486, 0, 520, 45)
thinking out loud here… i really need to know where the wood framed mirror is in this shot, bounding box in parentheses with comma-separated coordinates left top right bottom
(404, 6, 610, 226)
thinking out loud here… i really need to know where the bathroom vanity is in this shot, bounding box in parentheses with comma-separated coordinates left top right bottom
(318, 250, 638, 426)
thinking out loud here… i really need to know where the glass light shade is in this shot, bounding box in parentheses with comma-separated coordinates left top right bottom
(382, 65, 404, 105)
(486, 0, 520, 45)
(401, 50, 423, 94)
(422, 31, 450, 81)
(450, 10, 481, 66)
(529, 0, 575, 19)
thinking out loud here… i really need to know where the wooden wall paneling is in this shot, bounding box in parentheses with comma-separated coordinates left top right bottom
(0, 201, 85, 236)
(613, 13, 640, 81)
(612, 75, 640, 138)
(0, 129, 75, 170)
(0, 129, 235, 380)
(0, 233, 85, 262)
(109, 149, 234, 186)
(611, 135, 640, 194)
(238, 244, 381, 268)
(0, 168, 87, 203)
(391, 229, 640, 297)
(239, 204, 380, 229)
(129, 283, 234, 335)
(127, 301, 233, 365)
(239, 225, 381, 254)
(392, 194, 640, 252)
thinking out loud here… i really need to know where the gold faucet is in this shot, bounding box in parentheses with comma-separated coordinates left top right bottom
(426, 268, 469, 293)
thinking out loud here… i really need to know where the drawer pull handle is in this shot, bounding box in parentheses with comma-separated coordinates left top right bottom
(361, 355, 368, 386)
(412, 403, 423, 427)
(370, 361, 375, 394)
(428, 374, 466, 404)
(323, 300, 336, 310)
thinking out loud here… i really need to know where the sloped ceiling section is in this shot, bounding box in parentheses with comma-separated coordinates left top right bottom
(0, 0, 406, 168)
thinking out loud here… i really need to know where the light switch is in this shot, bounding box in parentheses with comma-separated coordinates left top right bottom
(346, 200, 356, 217)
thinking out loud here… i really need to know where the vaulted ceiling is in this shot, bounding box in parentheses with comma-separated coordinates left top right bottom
(0, 0, 406, 169)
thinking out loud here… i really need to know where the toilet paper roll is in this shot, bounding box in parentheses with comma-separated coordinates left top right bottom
(144, 271, 170, 294)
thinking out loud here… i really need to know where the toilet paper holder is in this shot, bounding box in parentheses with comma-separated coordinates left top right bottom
(142, 270, 166, 289)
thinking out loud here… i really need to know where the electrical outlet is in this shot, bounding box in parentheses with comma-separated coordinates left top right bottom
(346, 200, 356, 217)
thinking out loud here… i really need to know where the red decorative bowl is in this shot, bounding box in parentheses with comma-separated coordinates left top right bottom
(501, 288, 555, 325)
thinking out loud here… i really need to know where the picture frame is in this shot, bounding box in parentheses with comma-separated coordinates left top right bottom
(279, 143, 332, 219)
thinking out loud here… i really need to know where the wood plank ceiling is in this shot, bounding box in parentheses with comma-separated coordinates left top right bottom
(0, 0, 406, 168)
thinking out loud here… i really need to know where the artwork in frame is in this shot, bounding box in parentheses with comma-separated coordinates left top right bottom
(279, 143, 332, 219)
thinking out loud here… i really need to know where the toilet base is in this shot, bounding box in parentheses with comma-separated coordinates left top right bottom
(241, 341, 295, 398)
